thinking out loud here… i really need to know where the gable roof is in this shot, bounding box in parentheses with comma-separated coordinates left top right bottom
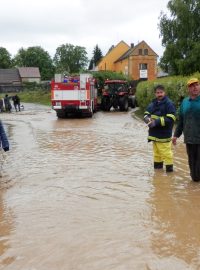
(18, 67, 41, 78)
(131, 40, 158, 56)
(97, 40, 130, 67)
(114, 48, 133, 63)
(0, 68, 21, 84)
(114, 40, 158, 63)
(105, 40, 130, 56)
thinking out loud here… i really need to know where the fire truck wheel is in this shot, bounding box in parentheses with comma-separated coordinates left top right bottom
(56, 110, 66, 118)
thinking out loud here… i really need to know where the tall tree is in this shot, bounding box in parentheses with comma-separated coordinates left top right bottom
(13, 46, 55, 80)
(0, 47, 12, 68)
(159, 0, 200, 75)
(88, 59, 94, 70)
(93, 45, 103, 66)
(88, 45, 103, 70)
(53, 43, 88, 73)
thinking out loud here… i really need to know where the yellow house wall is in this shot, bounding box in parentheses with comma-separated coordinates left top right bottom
(130, 55, 157, 80)
(97, 41, 130, 71)
(114, 59, 129, 75)
(129, 41, 158, 80)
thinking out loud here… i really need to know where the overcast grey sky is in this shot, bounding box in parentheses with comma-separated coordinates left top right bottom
(0, 0, 169, 60)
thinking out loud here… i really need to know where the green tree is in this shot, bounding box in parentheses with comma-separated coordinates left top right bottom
(0, 47, 12, 68)
(13, 46, 55, 80)
(159, 0, 200, 75)
(93, 45, 103, 65)
(88, 44, 103, 70)
(92, 70, 129, 91)
(53, 43, 88, 73)
(88, 59, 94, 70)
(13, 48, 26, 66)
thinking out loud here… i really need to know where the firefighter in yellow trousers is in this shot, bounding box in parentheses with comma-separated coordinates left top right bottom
(144, 85, 176, 172)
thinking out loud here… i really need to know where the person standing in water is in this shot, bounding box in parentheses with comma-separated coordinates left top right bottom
(172, 78, 200, 181)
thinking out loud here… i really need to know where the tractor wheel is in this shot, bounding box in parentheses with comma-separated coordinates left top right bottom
(128, 96, 136, 108)
(101, 96, 111, 111)
(119, 96, 129, 111)
(113, 97, 118, 109)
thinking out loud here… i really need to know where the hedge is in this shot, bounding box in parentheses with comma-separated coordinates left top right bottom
(135, 72, 200, 112)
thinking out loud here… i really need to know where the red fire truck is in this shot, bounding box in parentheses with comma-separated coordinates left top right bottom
(51, 73, 98, 118)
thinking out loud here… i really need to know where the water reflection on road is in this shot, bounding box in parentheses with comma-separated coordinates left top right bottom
(0, 104, 199, 270)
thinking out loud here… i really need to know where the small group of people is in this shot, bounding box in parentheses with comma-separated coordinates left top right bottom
(0, 94, 21, 112)
(144, 78, 200, 182)
(0, 94, 22, 152)
(0, 95, 20, 153)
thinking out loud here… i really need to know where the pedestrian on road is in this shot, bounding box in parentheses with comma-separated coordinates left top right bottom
(12, 94, 21, 112)
(4, 94, 12, 112)
(0, 120, 9, 152)
(0, 98, 4, 112)
(144, 85, 176, 172)
(172, 78, 200, 181)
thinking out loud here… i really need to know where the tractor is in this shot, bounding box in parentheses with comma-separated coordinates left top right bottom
(101, 80, 136, 111)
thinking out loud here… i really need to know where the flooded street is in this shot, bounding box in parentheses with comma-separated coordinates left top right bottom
(1, 104, 200, 270)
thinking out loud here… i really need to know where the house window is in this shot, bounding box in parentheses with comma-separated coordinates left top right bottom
(139, 63, 148, 79)
(144, 49, 148, 55)
(139, 63, 148, 70)
(139, 49, 142, 55)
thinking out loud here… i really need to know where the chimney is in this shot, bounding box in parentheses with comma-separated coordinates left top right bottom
(131, 43, 134, 48)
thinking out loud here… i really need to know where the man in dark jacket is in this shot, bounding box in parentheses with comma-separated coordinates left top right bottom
(173, 78, 200, 181)
(12, 94, 21, 112)
(0, 120, 9, 152)
(4, 94, 12, 112)
(144, 85, 176, 172)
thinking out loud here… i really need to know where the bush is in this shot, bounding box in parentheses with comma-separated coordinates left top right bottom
(135, 73, 200, 113)
(91, 70, 130, 92)
(22, 81, 51, 92)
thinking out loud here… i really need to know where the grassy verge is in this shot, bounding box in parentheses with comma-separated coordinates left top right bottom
(131, 107, 143, 122)
(133, 107, 143, 119)
(0, 90, 51, 106)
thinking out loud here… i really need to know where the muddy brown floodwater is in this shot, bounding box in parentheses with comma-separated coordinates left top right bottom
(0, 104, 200, 270)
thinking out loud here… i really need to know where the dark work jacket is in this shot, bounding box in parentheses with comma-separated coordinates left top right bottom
(144, 96, 176, 142)
(0, 120, 9, 150)
(174, 95, 200, 144)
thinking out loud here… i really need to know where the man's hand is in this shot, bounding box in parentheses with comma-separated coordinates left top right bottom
(144, 115, 151, 124)
(172, 137, 177, 145)
(148, 119, 156, 128)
